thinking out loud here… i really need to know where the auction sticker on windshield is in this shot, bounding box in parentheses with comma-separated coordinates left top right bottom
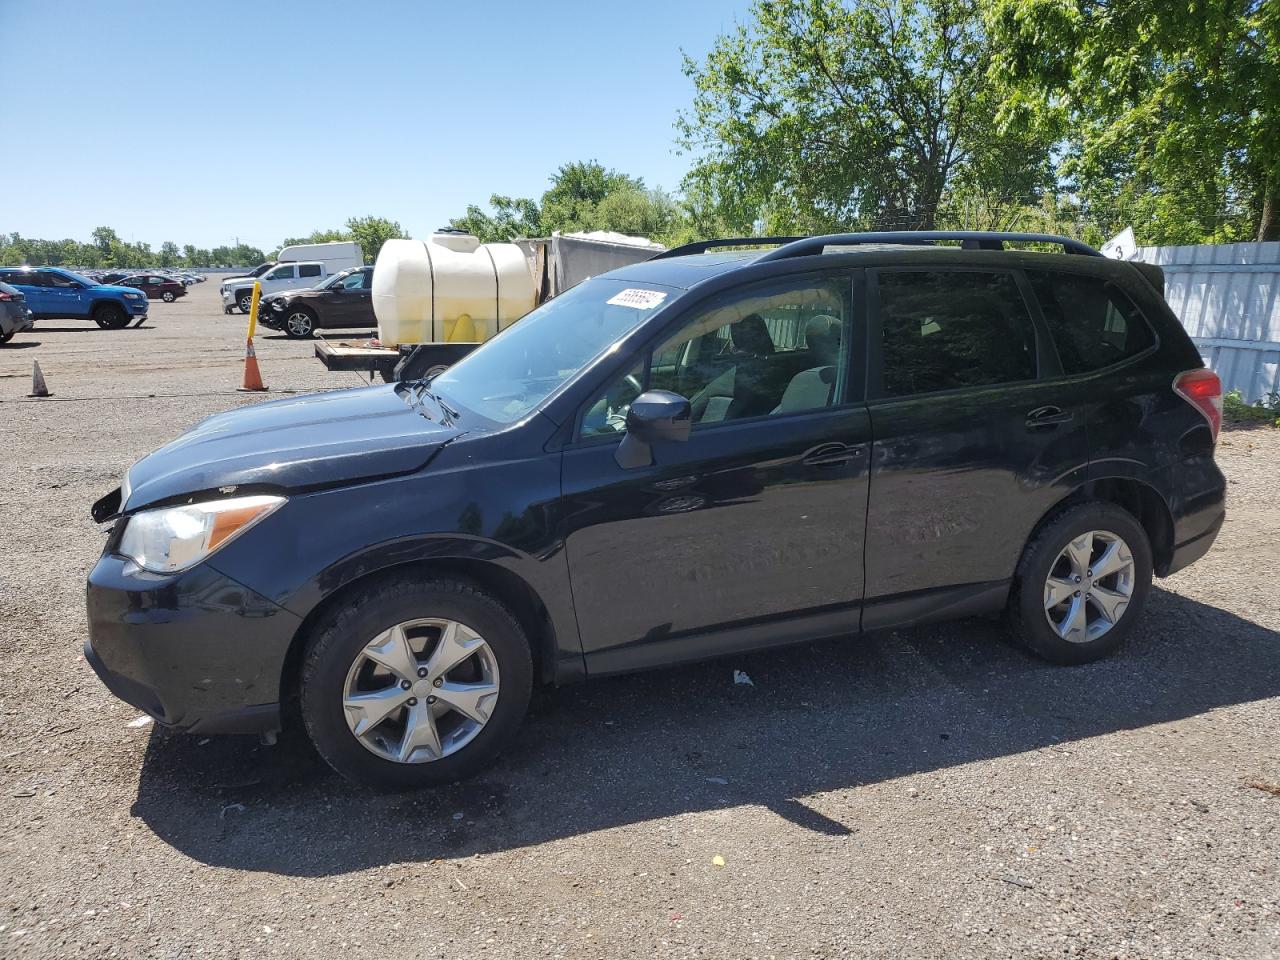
(607, 288, 669, 310)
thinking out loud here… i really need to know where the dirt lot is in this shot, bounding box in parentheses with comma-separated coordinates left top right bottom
(0, 280, 1277, 959)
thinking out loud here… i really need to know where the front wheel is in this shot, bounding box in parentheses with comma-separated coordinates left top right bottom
(283, 308, 315, 339)
(0, 329, 13, 344)
(237, 291, 253, 314)
(1008, 501, 1153, 665)
(300, 575, 533, 789)
(92, 304, 130, 330)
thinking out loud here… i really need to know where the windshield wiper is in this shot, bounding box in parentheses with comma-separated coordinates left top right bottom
(432, 390, 461, 420)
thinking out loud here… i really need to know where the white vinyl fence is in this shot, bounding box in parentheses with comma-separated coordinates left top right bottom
(1134, 242, 1280, 403)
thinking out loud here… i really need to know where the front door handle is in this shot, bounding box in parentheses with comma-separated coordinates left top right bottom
(802, 442, 861, 467)
(1025, 405, 1074, 429)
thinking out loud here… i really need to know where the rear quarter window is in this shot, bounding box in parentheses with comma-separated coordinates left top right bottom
(1026, 271, 1156, 374)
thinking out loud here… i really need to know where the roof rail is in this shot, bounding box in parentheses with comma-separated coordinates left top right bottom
(649, 237, 807, 260)
(755, 231, 1102, 261)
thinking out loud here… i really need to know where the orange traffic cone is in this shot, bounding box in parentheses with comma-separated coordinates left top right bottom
(28, 360, 51, 398)
(238, 338, 267, 392)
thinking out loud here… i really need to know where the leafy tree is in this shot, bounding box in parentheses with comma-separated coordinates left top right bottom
(988, 0, 1280, 241)
(678, 0, 1056, 234)
(539, 161, 647, 231)
(449, 195, 544, 243)
(91, 226, 120, 256)
(345, 216, 408, 263)
(158, 241, 180, 267)
(448, 161, 688, 243)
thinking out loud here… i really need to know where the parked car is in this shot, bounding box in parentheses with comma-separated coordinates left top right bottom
(259, 266, 374, 337)
(85, 231, 1226, 789)
(221, 243, 364, 314)
(0, 281, 34, 343)
(117, 274, 187, 302)
(0, 267, 148, 329)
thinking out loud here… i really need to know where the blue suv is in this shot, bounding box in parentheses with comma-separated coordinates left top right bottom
(0, 267, 149, 329)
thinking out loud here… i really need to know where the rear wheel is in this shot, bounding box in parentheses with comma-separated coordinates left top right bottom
(1008, 501, 1152, 665)
(300, 575, 533, 789)
(162, 290, 176, 302)
(92, 303, 129, 330)
(284, 308, 315, 339)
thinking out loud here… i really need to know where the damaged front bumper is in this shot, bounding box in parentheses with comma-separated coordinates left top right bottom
(85, 554, 302, 735)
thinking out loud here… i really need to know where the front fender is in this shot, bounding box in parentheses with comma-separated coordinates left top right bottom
(204, 448, 584, 678)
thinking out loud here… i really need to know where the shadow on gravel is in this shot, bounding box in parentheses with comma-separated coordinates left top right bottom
(2, 340, 41, 349)
(30, 324, 151, 333)
(261, 331, 377, 341)
(131, 586, 1280, 876)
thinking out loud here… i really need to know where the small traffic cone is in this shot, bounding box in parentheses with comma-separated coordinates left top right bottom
(28, 360, 51, 398)
(238, 338, 267, 392)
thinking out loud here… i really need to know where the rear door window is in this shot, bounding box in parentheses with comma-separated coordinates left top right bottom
(1026, 271, 1156, 374)
(298, 263, 322, 279)
(874, 270, 1037, 397)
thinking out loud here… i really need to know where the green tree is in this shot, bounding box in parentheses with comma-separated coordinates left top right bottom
(158, 241, 179, 267)
(448, 161, 688, 243)
(678, 0, 1056, 234)
(539, 161, 646, 231)
(988, 0, 1280, 242)
(448, 195, 543, 242)
(345, 215, 408, 263)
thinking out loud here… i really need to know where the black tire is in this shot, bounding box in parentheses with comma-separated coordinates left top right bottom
(299, 575, 534, 790)
(92, 303, 129, 330)
(283, 307, 316, 339)
(1008, 501, 1153, 665)
(162, 290, 175, 302)
(0, 329, 13, 344)
(237, 290, 253, 314)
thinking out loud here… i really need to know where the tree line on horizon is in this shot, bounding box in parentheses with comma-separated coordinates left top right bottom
(5, 0, 1275, 269)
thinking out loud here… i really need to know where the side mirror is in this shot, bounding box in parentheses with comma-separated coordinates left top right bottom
(615, 390, 691, 469)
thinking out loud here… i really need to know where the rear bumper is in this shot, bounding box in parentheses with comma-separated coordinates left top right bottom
(1, 308, 33, 336)
(85, 554, 301, 734)
(1162, 453, 1226, 577)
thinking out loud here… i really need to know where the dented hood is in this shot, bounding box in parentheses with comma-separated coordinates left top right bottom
(118, 384, 462, 512)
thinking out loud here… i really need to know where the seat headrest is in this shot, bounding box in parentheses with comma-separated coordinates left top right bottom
(805, 314, 842, 364)
(732, 314, 775, 356)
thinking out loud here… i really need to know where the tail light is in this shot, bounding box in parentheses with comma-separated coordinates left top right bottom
(0, 292, 12, 301)
(1173, 368, 1223, 441)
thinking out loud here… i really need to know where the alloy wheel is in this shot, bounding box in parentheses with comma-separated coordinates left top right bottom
(163, 291, 175, 302)
(1043, 529, 1135, 643)
(286, 312, 313, 337)
(342, 618, 500, 764)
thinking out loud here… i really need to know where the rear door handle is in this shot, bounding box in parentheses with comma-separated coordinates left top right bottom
(1025, 405, 1074, 429)
(802, 442, 861, 467)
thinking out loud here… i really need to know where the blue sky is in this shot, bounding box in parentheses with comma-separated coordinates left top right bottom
(3, 0, 751, 251)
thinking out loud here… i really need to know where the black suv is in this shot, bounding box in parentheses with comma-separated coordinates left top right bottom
(258, 266, 374, 338)
(85, 232, 1226, 789)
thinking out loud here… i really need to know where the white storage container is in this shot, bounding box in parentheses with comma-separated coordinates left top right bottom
(373, 232, 536, 347)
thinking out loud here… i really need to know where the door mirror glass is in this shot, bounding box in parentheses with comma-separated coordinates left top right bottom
(616, 390, 691, 469)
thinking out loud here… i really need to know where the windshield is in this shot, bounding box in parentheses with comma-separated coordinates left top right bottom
(317, 270, 350, 289)
(430, 277, 675, 425)
(250, 262, 274, 277)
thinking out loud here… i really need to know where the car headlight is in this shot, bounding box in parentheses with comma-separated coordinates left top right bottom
(122, 292, 143, 300)
(118, 494, 285, 573)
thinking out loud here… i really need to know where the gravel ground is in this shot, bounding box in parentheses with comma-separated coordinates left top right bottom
(0, 281, 1277, 959)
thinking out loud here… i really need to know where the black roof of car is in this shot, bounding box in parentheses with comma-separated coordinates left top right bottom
(608, 231, 1143, 292)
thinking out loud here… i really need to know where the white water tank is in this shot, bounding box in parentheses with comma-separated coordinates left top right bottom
(372, 231, 536, 347)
